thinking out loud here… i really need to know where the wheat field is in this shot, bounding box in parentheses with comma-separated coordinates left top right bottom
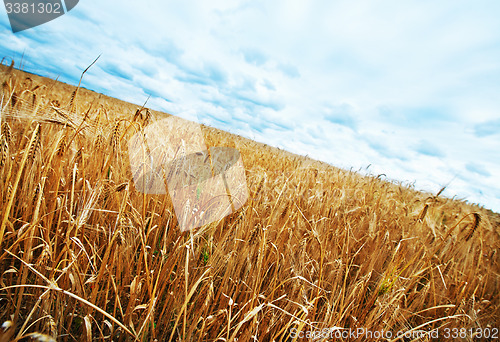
(0, 61, 499, 341)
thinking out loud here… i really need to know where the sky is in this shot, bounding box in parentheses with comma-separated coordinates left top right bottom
(1, 0, 499, 212)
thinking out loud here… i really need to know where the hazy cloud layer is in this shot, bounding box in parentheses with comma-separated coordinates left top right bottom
(1, 0, 499, 211)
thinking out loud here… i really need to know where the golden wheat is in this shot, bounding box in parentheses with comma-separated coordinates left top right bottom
(0, 63, 498, 342)
(0, 136, 7, 168)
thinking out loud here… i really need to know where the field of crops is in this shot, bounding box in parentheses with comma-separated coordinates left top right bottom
(0, 62, 499, 341)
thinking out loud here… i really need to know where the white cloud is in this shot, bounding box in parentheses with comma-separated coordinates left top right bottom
(1, 0, 499, 211)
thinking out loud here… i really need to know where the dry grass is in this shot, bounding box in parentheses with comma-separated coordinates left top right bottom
(0, 62, 499, 341)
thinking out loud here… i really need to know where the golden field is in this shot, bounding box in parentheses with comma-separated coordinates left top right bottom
(0, 61, 499, 341)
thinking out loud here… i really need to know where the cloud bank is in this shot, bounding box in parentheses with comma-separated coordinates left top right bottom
(1, 0, 499, 211)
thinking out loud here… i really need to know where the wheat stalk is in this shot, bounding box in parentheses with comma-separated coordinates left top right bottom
(0, 123, 40, 246)
(464, 212, 481, 241)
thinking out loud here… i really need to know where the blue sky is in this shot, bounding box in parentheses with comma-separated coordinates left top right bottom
(1, 0, 499, 212)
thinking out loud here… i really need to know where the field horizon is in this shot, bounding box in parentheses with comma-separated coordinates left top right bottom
(2, 62, 497, 215)
(0, 62, 499, 341)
